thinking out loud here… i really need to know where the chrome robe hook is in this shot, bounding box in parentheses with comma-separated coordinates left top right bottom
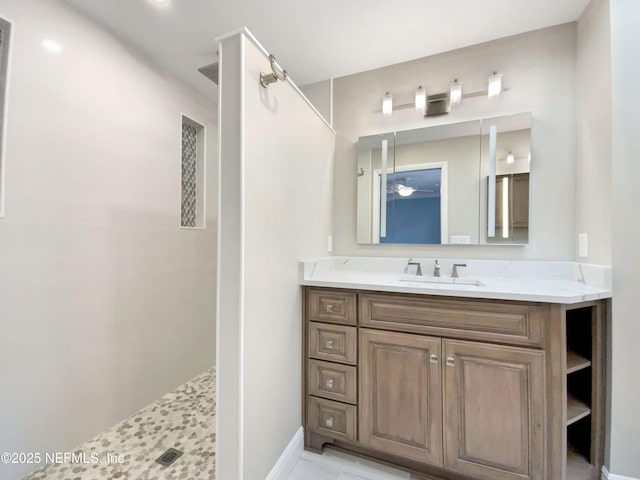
(260, 54, 288, 88)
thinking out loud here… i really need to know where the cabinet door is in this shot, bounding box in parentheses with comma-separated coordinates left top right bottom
(360, 329, 442, 466)
(443, 339, 544, 480)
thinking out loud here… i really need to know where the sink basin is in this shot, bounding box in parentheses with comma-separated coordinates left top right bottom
(399, 275, 486, 287)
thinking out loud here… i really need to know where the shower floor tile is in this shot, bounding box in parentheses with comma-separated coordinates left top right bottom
(24, 367, 216, 480)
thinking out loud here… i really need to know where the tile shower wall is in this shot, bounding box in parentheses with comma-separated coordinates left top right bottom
(0, 1, 217, 479)
(181, 120, 198, 227)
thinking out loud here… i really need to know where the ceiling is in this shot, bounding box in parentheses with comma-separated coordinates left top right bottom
(63, 0, 590, 101)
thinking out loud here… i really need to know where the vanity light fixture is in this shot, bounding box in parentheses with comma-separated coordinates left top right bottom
(449, 79, 462, 107)
(487, 71, 503, 99)
(506, 151, 515, 164)
(415, 86, 427, 112)
(378, 74, 505, 117)
(382, 92, 393, 117)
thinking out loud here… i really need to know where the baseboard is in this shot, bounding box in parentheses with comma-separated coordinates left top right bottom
(265, 426, 304, 480)
(602, 466, 640, 480)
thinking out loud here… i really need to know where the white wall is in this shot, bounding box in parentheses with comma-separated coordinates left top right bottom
(300, 79, 332, 126)
(0, 1, 217, 479)
(217, 30, 334, 480)
(576, 0, 612, 266)
(609, 0, 640, 477)
(333, 24, 577, 260)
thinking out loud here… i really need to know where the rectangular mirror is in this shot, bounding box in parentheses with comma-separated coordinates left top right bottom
(356, 112, 531, 245)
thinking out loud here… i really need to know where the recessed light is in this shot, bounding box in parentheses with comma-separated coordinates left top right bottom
(147, 0, 171, 8)
(42, 39, 63, 54)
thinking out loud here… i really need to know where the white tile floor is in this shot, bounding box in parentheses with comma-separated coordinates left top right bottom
(288, 449, 411, 480)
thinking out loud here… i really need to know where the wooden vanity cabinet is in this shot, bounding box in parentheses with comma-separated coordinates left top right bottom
(303, 287, 606, 480)
(442, 340, 545, 480)
(359, 329, 443, 466)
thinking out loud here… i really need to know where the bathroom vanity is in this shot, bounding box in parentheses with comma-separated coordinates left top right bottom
(301, 258, 611, 480)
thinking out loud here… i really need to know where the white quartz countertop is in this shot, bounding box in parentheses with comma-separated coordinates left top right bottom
(300, 257, 612, 304)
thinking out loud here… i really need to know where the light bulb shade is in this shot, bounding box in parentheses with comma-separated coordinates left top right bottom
(507, 151, 515, 164)
(449, 81, 462, 107)
(488, 73, 503, 98)
(415, 87, 427, 112)
(382, 93, 393, 117)
(397, 185, 415, 197)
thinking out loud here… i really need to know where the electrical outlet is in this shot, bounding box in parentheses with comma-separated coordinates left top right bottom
(578, 233, 588, 258)
(450, 235, 471, 245)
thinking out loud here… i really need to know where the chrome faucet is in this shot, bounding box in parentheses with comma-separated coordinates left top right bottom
(451, 263, 467, 278)
(404, 259, 423, 276)
(433, 259, 441, 277)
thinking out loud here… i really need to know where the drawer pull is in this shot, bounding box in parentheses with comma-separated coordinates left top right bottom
(446, 356, 455, 366)
(325, 417, 334, 428)
(325, 379, 334, 389)
(430, 354, 438, 364)
(325, 304, 334, 313)
(325, 340, 334, 349)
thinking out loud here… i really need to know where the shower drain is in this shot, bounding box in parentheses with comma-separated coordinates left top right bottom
(155, 448, 183, 467)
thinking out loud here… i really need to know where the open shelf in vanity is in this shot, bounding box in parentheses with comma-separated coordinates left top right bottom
(563, 303, 605, 480)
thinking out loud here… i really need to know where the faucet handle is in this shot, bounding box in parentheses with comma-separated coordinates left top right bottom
(405, 259, 423, 276)
(433, 259, 441, 277)
(451, 263, 467, 278)
(403, 258, 413, 274)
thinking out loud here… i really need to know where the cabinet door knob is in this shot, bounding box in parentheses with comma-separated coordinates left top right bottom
(325, 340, 334, 349)
(430, 354, 438, 364)
(325, 379, 334, 389)
(325, 417, 334, 428)
(446, 357, 455, 366)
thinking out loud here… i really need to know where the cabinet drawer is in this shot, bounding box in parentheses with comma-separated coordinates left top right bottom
(309, 359, 357, 404)
(307, 396, 357, 441)
(309, 322, 357, 365)
(360, 293, 544, 347)
(308, 289, 357, 325)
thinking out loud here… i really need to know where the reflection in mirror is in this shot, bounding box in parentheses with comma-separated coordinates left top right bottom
(480, 112, 531, 244)
(357, 120, 482, 244)
(357, 132, 395, 243)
